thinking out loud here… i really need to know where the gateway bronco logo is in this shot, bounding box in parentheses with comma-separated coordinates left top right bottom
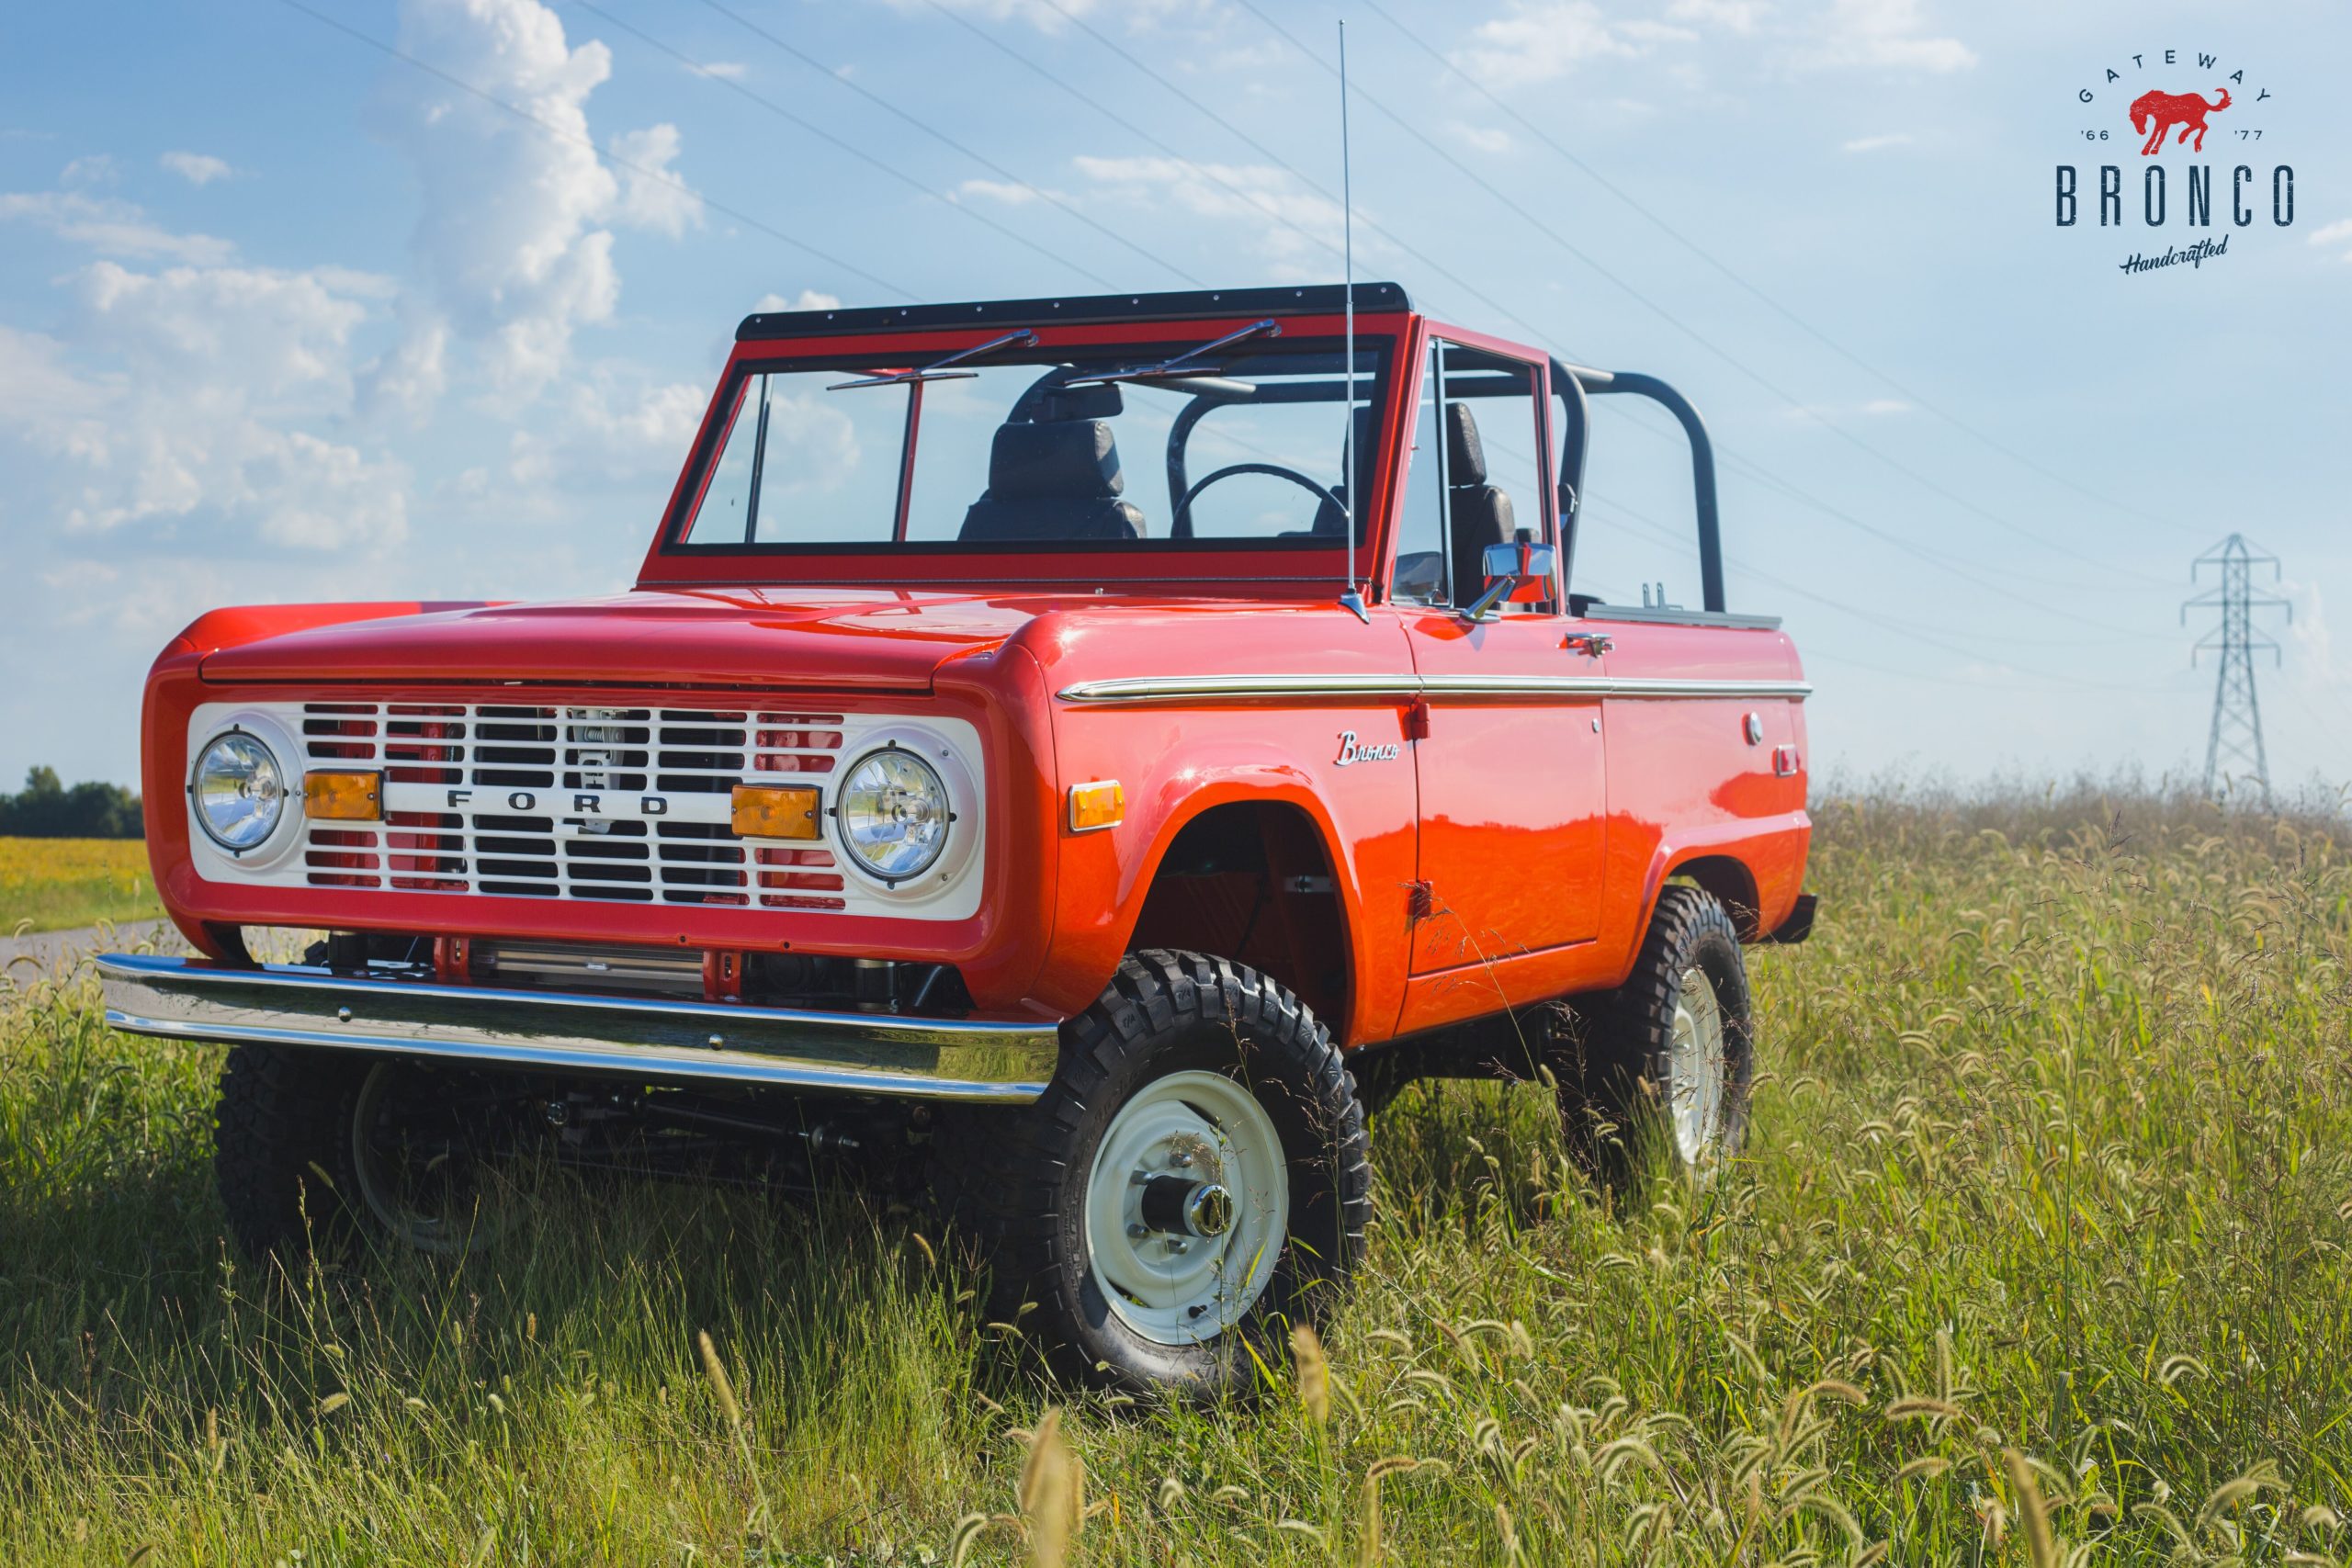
(2055, 49, 2295, 277)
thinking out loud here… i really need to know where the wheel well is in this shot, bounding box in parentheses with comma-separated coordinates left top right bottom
(1668, 854, 1762, 941)
(1127, 801, 1351, 1037)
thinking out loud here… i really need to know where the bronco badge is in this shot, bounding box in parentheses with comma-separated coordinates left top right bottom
(1334, 729, 1402, 766)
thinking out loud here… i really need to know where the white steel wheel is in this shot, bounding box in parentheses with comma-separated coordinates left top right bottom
(1083, 1069, 1288, 1346)
(1666, 963, 1730, 1165)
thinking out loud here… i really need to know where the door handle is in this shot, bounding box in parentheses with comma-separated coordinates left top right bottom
(1563, 631, 1613, 656)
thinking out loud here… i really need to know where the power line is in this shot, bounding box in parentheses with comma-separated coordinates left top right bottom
(267, 0, 915, 301)
(1227, 0, 2180, 591)
(984, 0, 2177, 624)
(1591, 499, 2170, 684)
(1356, 0, 2204, 543)
(561, 0, 1123, 291)
(961, 0, 1549, 341)
(668, 0, 1205, 288)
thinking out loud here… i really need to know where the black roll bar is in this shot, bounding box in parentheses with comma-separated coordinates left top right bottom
(1551, 359, 1725, 614)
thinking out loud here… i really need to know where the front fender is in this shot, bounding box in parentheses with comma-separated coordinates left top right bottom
(1029, 719, 1417, 1044)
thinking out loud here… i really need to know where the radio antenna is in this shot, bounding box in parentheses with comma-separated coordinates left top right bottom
(1336, 17, 1370, 624)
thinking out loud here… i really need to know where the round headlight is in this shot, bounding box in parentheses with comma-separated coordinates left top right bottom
(192, 730, 287, 852)
(835, 746, 951, 883)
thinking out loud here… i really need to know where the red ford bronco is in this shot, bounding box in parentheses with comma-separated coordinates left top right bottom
(103, 283, 1813, 1394)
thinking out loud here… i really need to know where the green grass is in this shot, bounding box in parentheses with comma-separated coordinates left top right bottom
(0, 836, 163, 936)
(2, 784, 2348, 1564)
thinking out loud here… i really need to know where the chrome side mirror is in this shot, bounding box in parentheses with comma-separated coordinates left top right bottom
(1461, 539, 1557, 621)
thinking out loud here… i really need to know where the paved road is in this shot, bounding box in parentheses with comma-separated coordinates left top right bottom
(2, 920, 322, 979)
(1, 919, 185, 977)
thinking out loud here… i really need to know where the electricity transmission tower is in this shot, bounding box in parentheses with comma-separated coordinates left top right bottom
(2182, 535, 2290, 803)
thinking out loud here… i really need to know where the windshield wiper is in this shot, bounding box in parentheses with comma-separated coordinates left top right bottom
(827, 327, 1039, 390)
(1063, 318, 1282, 388)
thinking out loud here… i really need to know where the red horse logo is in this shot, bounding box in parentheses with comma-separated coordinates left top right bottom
(2130, 87, 2231, 154)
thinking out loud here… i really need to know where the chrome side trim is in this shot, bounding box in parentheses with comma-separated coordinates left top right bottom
(96, 953, 1059, 1104)
(1056, 674, 1813, 705)
(1058, 673, 1424, 704)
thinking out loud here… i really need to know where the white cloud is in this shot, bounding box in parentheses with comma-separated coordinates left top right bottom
(0, 259, 409, 554)
(1860, 398, 1911, 415)
(1668, 0, 1769, 30)
(161, 151, 236, 186)
(1070, 154, 1349, 279)
(1446, 122, 1515, 155)
(2309, 218, 2352, 262)
(510, 372, 708, 487)
(609, 123, 703, 238)
(878, 0, 1222, 32)
(61, 153, 119, 186)
(1791, 0, 1973, 73)
(357, 313, 451, 425)
(1843, 131, 1915, 152)
(0, 190, 234, 264)
(379, 0, 695, 397)
(956, 177, 1055, 206)
(876, 0, 1101, 28)
(697, 61, 747, 81)
(752, 289, 843, 313)
(1451, 2, 1692, 92)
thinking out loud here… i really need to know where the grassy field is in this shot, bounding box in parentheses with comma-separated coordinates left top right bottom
(2, 784, 2348, 1564)
(0, 836, 162, 936)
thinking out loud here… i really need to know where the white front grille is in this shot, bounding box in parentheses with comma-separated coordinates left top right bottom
(186, 699, 985, 921)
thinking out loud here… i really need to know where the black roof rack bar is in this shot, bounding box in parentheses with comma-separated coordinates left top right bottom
(736, 282, 1412, 343)
(1556, 359, 1725, 615)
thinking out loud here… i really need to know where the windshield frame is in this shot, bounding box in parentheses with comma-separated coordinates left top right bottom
(637, 310, 1416, 590)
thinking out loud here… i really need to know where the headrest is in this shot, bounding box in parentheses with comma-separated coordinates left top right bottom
(1009, 367, 1125, 424)
(1444, 402, 1487, 487)
(1033, 379, 1124, 424)
(1345, 404, 1375, 491)
(988, 420, 1125, 501)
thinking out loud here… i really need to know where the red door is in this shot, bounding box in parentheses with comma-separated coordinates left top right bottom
(1384, 335, 1609, 1000)
(1405, 615, 1609, 976)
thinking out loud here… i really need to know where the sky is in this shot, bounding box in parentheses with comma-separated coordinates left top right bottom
(1, 0, 2346, 799)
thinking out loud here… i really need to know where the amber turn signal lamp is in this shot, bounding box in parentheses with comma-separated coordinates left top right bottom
(731, 783, 823, 840)
(1068, 779, 1125, 833)
(303, 770, 382, 822)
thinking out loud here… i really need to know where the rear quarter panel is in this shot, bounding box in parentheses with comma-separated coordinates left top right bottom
(1592, 618, 1811, 980)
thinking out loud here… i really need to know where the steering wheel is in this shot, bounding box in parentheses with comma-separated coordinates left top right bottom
(1170, 462, 1346, 540)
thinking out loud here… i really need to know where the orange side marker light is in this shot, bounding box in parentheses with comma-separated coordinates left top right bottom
(731, 783, 823, 840)
(1068, 779, 1125, 833)
(303, 770, 382, 822)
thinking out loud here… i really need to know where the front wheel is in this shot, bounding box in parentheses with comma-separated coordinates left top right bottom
(1561, 886, 1754, 1183)
(936, 950, 1371, 1396)
(215, 1044, 532, 1259)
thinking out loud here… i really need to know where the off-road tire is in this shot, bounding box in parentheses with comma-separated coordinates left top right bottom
(1558, 886, 1753, 1184)
(934, 949, 1372, 1397)
(213, 1043, 383, 1258)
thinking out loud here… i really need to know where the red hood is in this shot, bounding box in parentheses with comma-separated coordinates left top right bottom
(196, 590, 1047, 692)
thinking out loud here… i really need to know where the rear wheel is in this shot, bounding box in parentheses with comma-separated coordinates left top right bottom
(936, 950, 1370, 1396)
(1561, 886, 1753, 1182)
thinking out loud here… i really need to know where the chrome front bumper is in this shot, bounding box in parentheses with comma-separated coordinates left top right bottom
(96, 953, 1058, 1104)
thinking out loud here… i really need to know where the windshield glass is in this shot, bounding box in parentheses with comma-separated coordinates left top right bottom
(670, 335, 1389, 553)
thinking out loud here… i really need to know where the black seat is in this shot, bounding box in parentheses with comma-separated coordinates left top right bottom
(1305, 405, 1378, 541)
(1442, 401, 1515, 596)
(959, 420, 1148, 543)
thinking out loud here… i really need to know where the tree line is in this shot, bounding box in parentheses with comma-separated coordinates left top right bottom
(0, 767, 144, 839)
